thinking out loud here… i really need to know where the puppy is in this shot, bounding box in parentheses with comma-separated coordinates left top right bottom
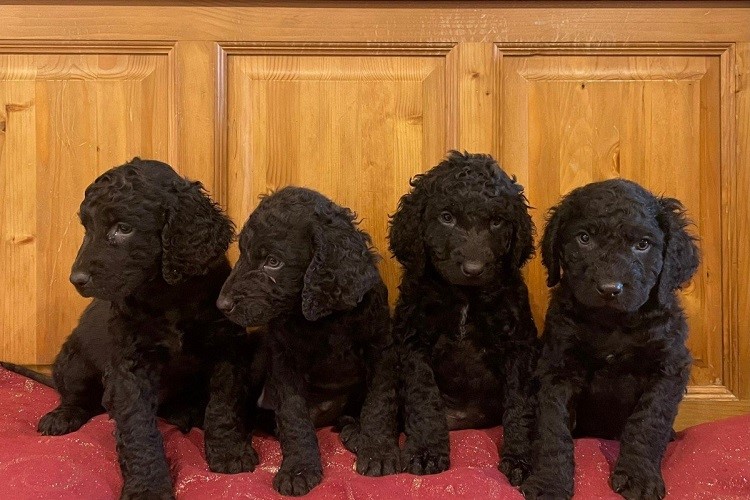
(37, 158, 259, 499)
(389, 151, 538, 483)
(217, 187, 396, 496)
(521, 179, 699, 499)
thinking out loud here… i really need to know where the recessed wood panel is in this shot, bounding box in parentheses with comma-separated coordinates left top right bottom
(0, 51, 171, 363)
(224, 50, 448, 302)
(501, 53, 724, 392)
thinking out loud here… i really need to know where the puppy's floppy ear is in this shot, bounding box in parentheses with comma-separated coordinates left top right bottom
(656, 197, 700, 304)
(509, 187, 536, 269)
(301, 207, 381, 322)
(389, 175, 427, 273)
(161, 179, 234, 285)
(541, 204, 563, 287)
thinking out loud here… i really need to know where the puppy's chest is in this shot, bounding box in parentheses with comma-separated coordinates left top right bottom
(577, 326, 660, 373)
(303, 334, 364, 389)
(429, 302, 515, 345)
(430, 303, 511, 385)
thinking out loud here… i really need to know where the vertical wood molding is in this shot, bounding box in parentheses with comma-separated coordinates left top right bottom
(734, 42, 749, 400)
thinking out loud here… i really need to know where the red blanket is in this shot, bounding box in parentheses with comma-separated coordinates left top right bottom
(1, 367, 748, 499)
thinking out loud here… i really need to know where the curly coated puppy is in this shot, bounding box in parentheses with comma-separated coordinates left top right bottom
(521, 179, 700, 500)
(217, 187, 396, 496)
(37, 158, 261, 499)
(389, 151, 538, 484)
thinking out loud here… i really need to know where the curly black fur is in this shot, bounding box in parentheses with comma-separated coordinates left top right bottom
(217, 187, 396, 496)
(521, 178, 700, 500)
(37, 158, 261, 499)
(389, 151, 539, 484)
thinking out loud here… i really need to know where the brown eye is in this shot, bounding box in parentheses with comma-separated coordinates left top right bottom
(491, 219, 503, 229)
(634, 239, 651, 252)
(264, 256, 283, 270)
(116, 223, 133, 235)
(439, 211, 455, 225)
(577, 232, 591, 245)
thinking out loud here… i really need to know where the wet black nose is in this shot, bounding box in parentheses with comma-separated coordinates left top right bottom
(216, 295, 236, 314)
(69, 272, 91, 287)
(461, 260, 485, 277)
(596, 281, 624, 299)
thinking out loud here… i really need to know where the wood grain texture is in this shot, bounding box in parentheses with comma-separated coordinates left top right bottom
(501, 51, 725, 393)
(733, 43, 750, 400)
(224, 51, 447, 303)
(0, 51, 171, 363)
(0, 2, 748, 42)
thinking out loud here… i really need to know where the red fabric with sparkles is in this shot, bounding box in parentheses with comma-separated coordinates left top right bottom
(1, 367, 748, 499)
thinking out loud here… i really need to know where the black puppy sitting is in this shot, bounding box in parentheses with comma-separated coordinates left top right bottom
(34, 159, 261, 499)
(217, 187, 396, 496)
(389, 151, 538, 484)
(521, 179, 700, 500)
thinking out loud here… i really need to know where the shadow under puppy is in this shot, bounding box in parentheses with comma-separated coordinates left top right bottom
(521, 179, 699, 500)
(32, 158, 260, 499)
(217, 187, 396, 496)
(388, 151, 539, 483)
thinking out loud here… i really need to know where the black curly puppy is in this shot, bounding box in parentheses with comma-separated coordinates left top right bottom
(37, 158, 262, 499)
(389, 151, 538, 484)
(521, 179, 699, 500)
(217, 187, 396, 496)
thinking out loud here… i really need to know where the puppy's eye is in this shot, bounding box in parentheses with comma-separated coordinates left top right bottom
(264, 256, 283, 270)
(634, 239, 651, 252)
(439, 211, 455, 226)
(107, 222, 134, 242)
(490, 219, 503, 229)
(577, 232, 591, 245)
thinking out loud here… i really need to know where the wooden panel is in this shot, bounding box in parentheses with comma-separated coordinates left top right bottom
(223, 48, 447, 303)
(0, 50, 171, 363)
(0, 3, 748, 42)
(501, 49, 732, 409)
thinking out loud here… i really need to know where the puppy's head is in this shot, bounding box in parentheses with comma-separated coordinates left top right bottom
(217, 187, 381, 327)
(70, 158, 233, 301)
(389, 151, 534, 286)
(541, 178, 699, 312)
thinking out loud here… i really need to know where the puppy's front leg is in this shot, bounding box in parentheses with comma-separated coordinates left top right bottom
(520, 340, 582, 500)
(267, 345, 322, 496)
(204, 359, 259, 474)
(350, 341, 401, 476)
(400, 347, 450, 475)
(611, 349, 690, 500)
(104, 355, 173, 500)
(498, 339, 537, 486)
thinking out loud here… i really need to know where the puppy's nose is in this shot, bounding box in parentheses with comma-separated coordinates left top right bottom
(461, 260, 485, 277)
(596, 281, 624, 299)
(216, 295, 236, 314)
(69, 271, 91, 287)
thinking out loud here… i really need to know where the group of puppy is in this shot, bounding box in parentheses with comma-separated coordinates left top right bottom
(2, 150, 699, 500)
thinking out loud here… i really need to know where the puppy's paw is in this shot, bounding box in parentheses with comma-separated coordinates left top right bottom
(355, 443, 400, 477)
(119, 484, 174, 500)
(402, 447, 450, 475)
(519, 474, 572, 500)
(161, 406, 203, 434)
(207, 442, 259, 474)
(273, 464, 322, 496)
(499, 455, 531, 486)
(611, 463, 665, 500)
(336, 415, 360, 452)
(38, 406, 90, 435)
